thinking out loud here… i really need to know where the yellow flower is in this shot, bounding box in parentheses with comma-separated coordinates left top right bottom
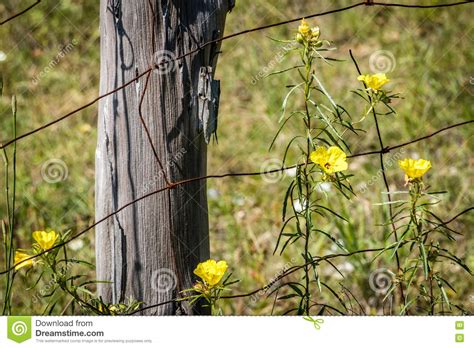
(296, 19, 321, 44)
(14, 251, 35, 271)
(194, 259, 228, 287)
(357, 73, 390, 91)
(310, 146, 348, 174)
(298, 19, 311, 37)
(33, 230, 59, 250)
(398, 158, 432, 179)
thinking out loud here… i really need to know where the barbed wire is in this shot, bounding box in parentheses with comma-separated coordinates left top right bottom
(1, 0, 472, 29)
(1, 1, 473, 149)
(0, 67, 153, 149)
(0, 119, 471, 275)
(0, 0, 41, 26)
(350, 120, 474, 158)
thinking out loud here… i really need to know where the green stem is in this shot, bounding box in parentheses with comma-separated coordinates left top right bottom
(302, 43, 314, 315)
(45, 256, 100, 315)
(2, 96, 17, 315)
(2, 148, 11, 315)
(409, 181, 435, 314)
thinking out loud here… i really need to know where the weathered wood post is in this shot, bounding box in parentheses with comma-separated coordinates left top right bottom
(95, 0, 231, 314)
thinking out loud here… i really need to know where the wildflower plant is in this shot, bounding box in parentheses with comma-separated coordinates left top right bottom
(353, 51, 471, 313)
(91, 297, 142, 316)
(182, 259, 237, 315)
(375, 159, 473, 314)
(13, 230, 91, 312)
(11, 229, 141, 315)
(265, 19, 472, 316)
(0, 84, 140, 316)
(270, 19, 357, 315)
(354, 72, 399, 122)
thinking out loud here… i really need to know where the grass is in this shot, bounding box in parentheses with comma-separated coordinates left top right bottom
(0, 0, 472, 315)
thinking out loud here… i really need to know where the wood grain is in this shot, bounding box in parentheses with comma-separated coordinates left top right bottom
(96, 0, 229, 315)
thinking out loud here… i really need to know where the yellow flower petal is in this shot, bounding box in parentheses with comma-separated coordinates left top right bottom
(358, 73, 390, 91)
(298, 19, 311, 36)
(14, 251, 34, 271)
(33, 230, 58, 250)
(309, 147, 327, 165)
(398, 158, 431, 179)
(310, 146, 348, 174)
(327, 146, 348, 172)
(193, 259, 228, 287)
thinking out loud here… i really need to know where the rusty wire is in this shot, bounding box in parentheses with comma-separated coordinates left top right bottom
(1, 1, 472, 149)
(0, 119, 472, 276)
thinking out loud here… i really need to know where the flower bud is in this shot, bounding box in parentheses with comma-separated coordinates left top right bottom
(311, 26, 320, 40)
(295, 33, 304, 44)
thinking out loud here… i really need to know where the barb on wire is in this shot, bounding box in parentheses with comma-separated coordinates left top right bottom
(0, 122, 472, 275)
(0, 0, 41, 26)
(1, 1, 472, 149)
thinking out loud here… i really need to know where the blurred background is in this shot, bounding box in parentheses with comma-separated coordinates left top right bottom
(0, 0, 472, 315)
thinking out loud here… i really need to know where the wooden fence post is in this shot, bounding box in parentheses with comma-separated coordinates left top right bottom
(95, 0, 231, 314)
